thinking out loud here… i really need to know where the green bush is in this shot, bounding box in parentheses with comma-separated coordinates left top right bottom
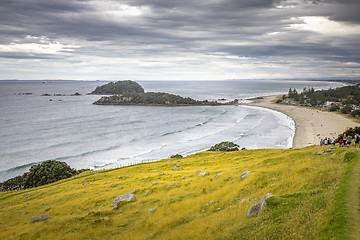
(351, 110, 360, 117)
(337, 127, 360, 142)
(0, 175, 25, 191)
(329, 105, 340, 112)
(341, 106, 352, 114)
(340, 127, 360, 138)
(23, 160, 78, 188)
(1, 161, 88, 191)
(208, 141, 240, 152)
(170, 154, 183, 159)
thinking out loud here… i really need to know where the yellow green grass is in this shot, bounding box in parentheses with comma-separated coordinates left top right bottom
(0, 146, 359, 239)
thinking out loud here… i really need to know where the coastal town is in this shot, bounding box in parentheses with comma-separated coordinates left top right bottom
(278, 84, 360, 118)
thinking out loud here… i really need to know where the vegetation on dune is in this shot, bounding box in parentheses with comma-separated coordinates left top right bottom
(288, 85, 360, 105)
(0, 160, 88, 191)
(91, 80, 145, 95)
(280, 85, 360, 118)
(1, 146, 358, 239)
(335, 126, 360, 142)
(93, 92, 226, 106)
(340, 126, 360, 138)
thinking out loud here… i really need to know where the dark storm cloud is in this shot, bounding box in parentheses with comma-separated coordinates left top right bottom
(0, 0, 87, 43)
(0, 0, 360, 79)
(0, 0, 288, 43)
(218, 42, 360, 61)
(326, 0, 360, 23)
(124, 0, 279, 9)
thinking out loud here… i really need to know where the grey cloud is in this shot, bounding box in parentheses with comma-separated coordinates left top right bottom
(0, 0, 359, 79)
(124, 0, 280, 9)
(0, 52, 57, 59)
(311, 0, 360, 23)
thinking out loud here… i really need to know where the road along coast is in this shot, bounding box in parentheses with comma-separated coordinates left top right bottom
(243, 95, 358, 148)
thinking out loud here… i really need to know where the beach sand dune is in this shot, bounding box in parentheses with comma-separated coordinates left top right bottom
(246, 96, 358, 148)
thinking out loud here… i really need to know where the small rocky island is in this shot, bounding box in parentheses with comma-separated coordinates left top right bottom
(92, 80, 237, 106)
(90, 80, 144, 95)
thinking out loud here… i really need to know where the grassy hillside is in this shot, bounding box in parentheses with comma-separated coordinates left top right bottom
(0, 146, 359, 239)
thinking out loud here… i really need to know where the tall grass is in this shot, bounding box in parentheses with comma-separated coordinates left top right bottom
(0, 146, 358, 239)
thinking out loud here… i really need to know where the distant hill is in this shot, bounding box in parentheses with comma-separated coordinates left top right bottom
(91, 80, 144, 95)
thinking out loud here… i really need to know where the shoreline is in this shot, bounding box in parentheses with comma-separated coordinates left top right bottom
(242, 95, 358, 148)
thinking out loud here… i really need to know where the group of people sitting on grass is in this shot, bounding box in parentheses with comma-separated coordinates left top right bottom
(320, 134, 360, 148)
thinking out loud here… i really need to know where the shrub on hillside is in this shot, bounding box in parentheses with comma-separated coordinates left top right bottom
(23, 160, 77, 188)
(0, 175, 25, 191)
(208, 141, 240, 152)
(170, 154, 183, 158)
(337, 127, 360, 142)
(340, 127, 360, 138)
(0, 160, 86, 191)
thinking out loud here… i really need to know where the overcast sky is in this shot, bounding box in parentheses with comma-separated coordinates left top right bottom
(1, 0, 360, 80)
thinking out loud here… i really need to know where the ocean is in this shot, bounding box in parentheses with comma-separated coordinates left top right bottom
(0, 79, 345, 181)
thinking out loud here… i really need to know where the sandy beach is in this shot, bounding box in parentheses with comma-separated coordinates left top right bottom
(245, 96, 359, 148)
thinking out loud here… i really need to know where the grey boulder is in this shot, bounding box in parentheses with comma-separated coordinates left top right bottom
(113, 192, 137, 208)
(30, 214, 50, 223)
(247, 193, 273, 217)
(240, 171, 252, 179)
(168, 183, 176, 188)
(199, 171, 209, 177)
(172, 166, 183, 171)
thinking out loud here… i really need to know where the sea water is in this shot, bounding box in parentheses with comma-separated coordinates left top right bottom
(0, 80, 345, 181)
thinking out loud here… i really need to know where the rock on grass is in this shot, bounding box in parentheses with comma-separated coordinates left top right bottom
(113, 193, 137, 208)
(30, 214, 50, 223)
(240, 171, 252, 179)
(247, 193, 273, 217)
(172, 166, 183, 171)
(199, 171, 209, 177)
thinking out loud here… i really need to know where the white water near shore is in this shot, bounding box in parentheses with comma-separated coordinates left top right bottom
(0, 80, 345, 181)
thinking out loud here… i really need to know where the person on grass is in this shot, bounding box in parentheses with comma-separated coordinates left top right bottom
(339, 138, 343, 147)
(355, 134, 360, 148)
(347, 135, 352, 147)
